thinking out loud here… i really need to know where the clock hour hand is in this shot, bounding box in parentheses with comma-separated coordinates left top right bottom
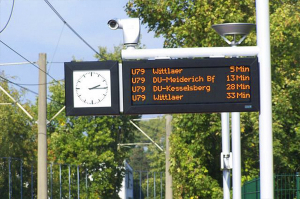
(88, 85, 108, 90)
(88, 85, 100, 90)
(90, 87, 108, 90)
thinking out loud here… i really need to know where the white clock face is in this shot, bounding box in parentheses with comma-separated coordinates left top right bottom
(73, 70, 111, 108)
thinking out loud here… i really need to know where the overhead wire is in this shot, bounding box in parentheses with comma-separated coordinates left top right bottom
(0, 76, 64, 105)
(48, 23, 65, 73)
(1, 79, 64, 86)
(0, 0, 15, 33)
(43, 0, 101, 57)
(0, 39, 59, 83)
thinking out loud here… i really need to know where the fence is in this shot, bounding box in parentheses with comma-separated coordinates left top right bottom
(0, 157, 90, 199)
(242, 173, 300, 199)
(133, 171, 165, 199)
(0, 157, 164, 199)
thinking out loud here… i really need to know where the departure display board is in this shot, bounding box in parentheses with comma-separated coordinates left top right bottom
(123, 58, 260, 114)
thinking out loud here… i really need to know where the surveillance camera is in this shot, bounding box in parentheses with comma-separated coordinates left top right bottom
(107, 19, 120, 30)
(107, 18, 140, 47)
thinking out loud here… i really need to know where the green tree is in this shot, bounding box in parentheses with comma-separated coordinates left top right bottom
(126, 0, 300, 198)
(0, 72, 37, 198)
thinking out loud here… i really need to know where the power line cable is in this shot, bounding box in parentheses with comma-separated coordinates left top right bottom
(0, 76, 64, 105)
(0, 39, 59, 83)
(2, 79, 64, 86)
(48, 23, 65, 73)
(0, 0, 15, 33)
(44, 0, 101, 57)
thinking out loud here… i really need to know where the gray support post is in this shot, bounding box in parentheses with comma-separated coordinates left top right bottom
(232, 112, 241, 199)
(256, 1, 274, 198)
(221, 112, 231, 199)
(165, 115, 173, 199)
(38, 53, 48, 199)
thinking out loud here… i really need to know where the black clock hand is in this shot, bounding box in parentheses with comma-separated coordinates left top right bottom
(90, 87, 108, 90)
(88, 85, 101, 90)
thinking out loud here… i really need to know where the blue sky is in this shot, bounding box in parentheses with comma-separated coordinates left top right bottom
(0, 0, 164, 103)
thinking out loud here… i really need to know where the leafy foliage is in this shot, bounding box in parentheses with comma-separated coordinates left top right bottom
(0, 73, 37, 198)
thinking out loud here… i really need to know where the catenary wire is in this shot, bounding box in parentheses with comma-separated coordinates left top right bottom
(44, 0, 101, 57)
(0, 76, 64, 105)
(0, 0, 15, 33)
(48, 23, 65, 73)
(0, 39, 60, 83)
(1, 79, 64, 86)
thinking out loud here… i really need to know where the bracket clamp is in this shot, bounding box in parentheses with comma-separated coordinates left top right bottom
(221, 152, 233, 170)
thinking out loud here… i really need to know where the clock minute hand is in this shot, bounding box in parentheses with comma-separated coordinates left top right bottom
(88, 85, 101, 90)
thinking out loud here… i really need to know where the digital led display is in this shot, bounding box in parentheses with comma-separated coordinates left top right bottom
(123, 58, 260, 114)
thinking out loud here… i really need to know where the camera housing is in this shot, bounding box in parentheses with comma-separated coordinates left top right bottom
(108, 18, 140, 47)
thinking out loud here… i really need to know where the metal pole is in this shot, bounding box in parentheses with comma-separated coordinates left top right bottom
(154, 172, 156, 199)
(69, 165, 71, 199)
(165, 115, 173, 199)
(85, 168, 88, 199)
(21, 160, 23, 199)
(296, 172, 299, 199)
(9, 157, 11, 199)
(232, 112, 241, 199)
(139, 171, 142, 199)
(77, 166, 80, 199)
(50, 164, 53, 199)
(256, 1, 274, 199)
(38, 53, 48, 199)
(160, 172, 163, 199)
(60, 164, 62, 199)
(147, 172, 149, 198)
(31, 164, 34, 199)
(221, 112, 231, 199)
(122, 46, 259, 59)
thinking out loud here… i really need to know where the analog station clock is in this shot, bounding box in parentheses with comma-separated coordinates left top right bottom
(64, 61, 119, 116)
(73, 70, 111, 108)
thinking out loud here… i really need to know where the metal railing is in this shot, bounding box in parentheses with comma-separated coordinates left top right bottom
(0, 157, 165, 199)
(242, 173, 300, 199)
(133, 171, 165, 199)
(0, 157, 90, 199)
